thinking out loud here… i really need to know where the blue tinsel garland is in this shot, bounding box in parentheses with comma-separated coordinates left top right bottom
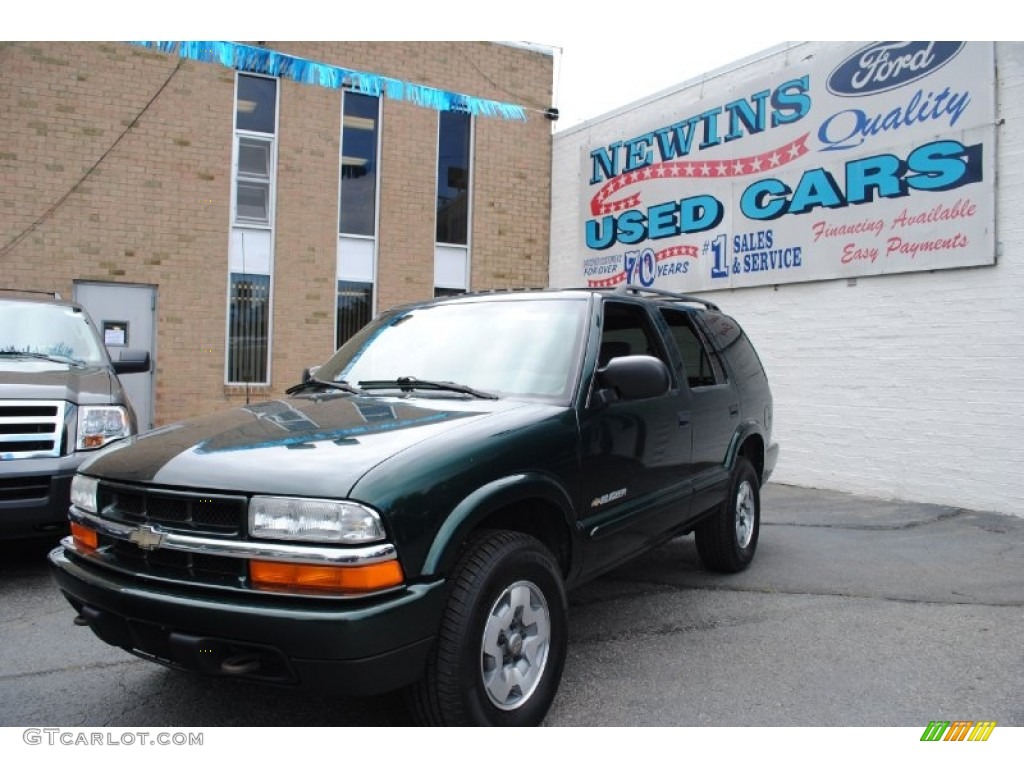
(130, 41, 528, 121)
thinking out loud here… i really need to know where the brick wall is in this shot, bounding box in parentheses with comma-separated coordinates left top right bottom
(1, 41, 554, 424)
(1, 42, 234, 423)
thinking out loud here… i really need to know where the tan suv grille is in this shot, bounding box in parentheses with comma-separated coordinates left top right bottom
(0, 400, 66, 459)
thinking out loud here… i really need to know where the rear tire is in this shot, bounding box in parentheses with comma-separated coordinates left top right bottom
(695, 457, 760, 573)
(407, 530, 568, 726)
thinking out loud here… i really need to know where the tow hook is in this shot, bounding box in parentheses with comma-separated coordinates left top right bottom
(221, 654, 262, 676)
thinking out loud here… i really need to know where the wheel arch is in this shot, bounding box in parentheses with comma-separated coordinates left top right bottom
(421, 473, 578, 581)
(728, 423, 766, 483)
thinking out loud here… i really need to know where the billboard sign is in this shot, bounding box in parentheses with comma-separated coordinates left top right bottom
(579, 42, 996, 291)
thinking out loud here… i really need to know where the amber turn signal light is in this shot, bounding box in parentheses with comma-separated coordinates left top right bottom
(249, 559, 404, 594)
(70, 522, 98, 552)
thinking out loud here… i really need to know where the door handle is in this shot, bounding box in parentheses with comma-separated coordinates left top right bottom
(677, 411, 691, 428)
(729, 404, 739, 417)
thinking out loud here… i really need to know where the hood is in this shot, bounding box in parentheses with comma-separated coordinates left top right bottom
(0, 360, 115, 404)
(79, 393, 545, 499)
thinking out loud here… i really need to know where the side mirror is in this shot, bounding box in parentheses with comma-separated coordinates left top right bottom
(594, 355, 671, 405)
(111, 348, 150, 375)
(302, 365, 322, 383)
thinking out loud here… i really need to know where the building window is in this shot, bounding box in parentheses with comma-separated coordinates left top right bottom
(336, 92, 381, 349)
(436, 110, 471, 245)
(337, 280, 374, 349)
(435, 110, 472, 296)
(235, 137, 273, 225)
(227, 273, 270, 383)
(227, 73, 278, 384)
(434, 287, 467, 298)
(339, 92, 379, 237)
(235, 74, 277, 133)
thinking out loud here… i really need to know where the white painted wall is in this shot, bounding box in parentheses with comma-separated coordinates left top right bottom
(551, 42, 1024, 515)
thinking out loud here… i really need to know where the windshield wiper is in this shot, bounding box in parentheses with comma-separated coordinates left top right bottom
(285, 377, 364, 395)
(358, 376, 498, 400)
(0, 350, 85, 367)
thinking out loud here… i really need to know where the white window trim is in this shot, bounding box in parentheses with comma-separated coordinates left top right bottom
(434, 111, 474, 292)
(233, 134, 275, 228)
(225, 72, 280, 386)
(335, 91, 383, 347)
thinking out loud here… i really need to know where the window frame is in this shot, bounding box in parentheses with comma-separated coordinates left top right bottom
(435, 108, 473, 247)
(336, 279, 375, 352)
(658, 307, 728, 390)
(338, 91, 381, 239)
(597, 300, 677, 378)
(434, 109, 473, 295)
(225, 72, 279, 385)
(335, 90, 382, 349)
(230, 76, 278, 230)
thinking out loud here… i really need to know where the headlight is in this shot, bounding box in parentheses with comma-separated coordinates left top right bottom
(249, 496, 385, 543)
(77, 405, 132, 450)
(70, 474, 99, 514)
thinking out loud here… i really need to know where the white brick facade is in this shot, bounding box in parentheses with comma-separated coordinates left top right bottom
(551, 42, 1024, 516)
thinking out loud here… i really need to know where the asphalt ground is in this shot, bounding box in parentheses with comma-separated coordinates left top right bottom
(1, 483, 1022, 732)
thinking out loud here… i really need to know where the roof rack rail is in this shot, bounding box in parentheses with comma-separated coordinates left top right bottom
(0, 288, 62, 300)
(605, 285, 720, 311)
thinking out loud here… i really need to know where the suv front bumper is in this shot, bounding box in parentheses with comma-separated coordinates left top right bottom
(0, 455, 82, 539)
(48, 545, 446, 695)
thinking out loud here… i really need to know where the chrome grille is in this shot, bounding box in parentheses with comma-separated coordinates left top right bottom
(97, 481, 246, 535)
(0, 400, 66, 459)
(103, 538, 247, 587)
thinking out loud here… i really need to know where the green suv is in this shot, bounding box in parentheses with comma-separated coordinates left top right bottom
(49, 287, 778, 726)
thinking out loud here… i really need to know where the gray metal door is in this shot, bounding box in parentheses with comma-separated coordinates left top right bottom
(74, 282, 156, 431)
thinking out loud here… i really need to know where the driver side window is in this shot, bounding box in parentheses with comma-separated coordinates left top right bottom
(599, 302, 673, 376)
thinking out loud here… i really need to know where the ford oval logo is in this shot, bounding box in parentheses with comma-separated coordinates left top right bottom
(828, 42, 965, 97)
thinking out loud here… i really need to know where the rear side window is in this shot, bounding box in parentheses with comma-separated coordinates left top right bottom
(701, 312, 766, 383)
(659, 309, 725, 388)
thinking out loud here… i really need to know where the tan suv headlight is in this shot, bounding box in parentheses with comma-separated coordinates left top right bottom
(77, 406, 132, 450)
(248, 497, 385, 543)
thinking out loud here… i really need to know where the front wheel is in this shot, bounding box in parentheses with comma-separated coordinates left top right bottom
(407, 530, 568, 726)
(695, 456, 760, 573)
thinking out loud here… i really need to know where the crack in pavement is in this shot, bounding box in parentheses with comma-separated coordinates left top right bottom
(571, 616, 728, 645)
(762, 508, 970, 531)
(0, 658, 145, 683)
(571, 575, 1024, 609)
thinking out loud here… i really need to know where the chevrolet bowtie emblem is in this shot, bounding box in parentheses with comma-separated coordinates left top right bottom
(128, 525, 166, 551)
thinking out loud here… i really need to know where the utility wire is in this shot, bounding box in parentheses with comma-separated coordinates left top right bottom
(458, 44, 556, 116)
(1, 57, 185, 259)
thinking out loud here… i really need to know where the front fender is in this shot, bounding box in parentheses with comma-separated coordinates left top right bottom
(421, 472, 579, 580)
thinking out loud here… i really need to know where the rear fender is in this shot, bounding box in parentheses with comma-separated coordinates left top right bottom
(726, 422, 766, 481)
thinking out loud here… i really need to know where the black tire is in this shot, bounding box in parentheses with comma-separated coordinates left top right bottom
(695, 456, 760, 573)
(407, 530, 568, 726)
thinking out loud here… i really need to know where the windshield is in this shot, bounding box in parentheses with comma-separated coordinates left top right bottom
(316, 298, 589, 402)
(0, 301, 107, 366)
